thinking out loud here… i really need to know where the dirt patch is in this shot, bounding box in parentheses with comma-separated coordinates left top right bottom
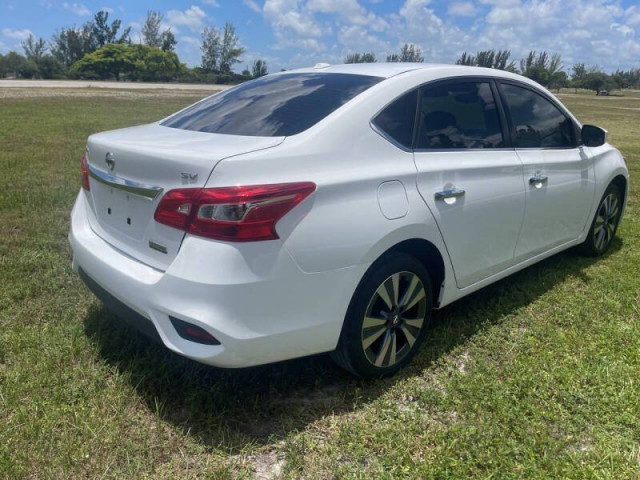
(253, 451, 284, 480)
(0, 88, 216, 100)
(0, 79, 227, 90)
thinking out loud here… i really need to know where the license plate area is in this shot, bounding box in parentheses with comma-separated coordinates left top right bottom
(91, 183, 153, 241)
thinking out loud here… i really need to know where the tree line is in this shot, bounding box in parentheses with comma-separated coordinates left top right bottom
(0, 9, 269, 84)
(1, 13, 638, 92)
(345, 46, 640, 94)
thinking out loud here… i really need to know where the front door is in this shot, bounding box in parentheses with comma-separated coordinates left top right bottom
(413, 79, 525, 288)
(497, 82, 596, 261)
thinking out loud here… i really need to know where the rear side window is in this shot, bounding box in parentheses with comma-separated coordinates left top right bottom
(500, 83, 575, 148)
(162, 73, 382, 137)
(373, 90, 418, 149)
(416, 81, 505, 149)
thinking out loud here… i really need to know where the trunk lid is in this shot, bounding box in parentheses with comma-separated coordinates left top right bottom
(85, 123, 284, 270)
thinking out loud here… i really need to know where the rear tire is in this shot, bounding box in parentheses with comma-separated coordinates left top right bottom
(580, 184, 622, 257)
(332, 252, 432, 379)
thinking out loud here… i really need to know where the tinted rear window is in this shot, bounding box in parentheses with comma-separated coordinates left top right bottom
(416, 81, 504, 149)
(162, 73, 383, 137)
(373, 89, 418, 149)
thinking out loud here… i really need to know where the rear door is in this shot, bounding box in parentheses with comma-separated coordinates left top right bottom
(497, 82, 595, 261)
(412, 79, 525, 288)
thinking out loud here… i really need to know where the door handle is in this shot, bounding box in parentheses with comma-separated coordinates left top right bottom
(529, 174, 548, 185)
(434, 188, 465, 200)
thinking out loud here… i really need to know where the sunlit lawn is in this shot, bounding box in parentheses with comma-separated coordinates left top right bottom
(0, 87, 638, 478)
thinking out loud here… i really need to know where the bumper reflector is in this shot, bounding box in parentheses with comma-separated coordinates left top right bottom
(169, 316, 221, 345)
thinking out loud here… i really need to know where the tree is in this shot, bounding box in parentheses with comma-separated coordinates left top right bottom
(22, 35, 47, 64)
(387, 44, 423, 63)
(548, 71, 569, 92)
(201, 26, 221, 73)
(2, 51, 37, 78)
(92, 10, 131, 48)
(21, 35, 65, 79)
(456, 49, 516, 72)
(569, 63, 588, 92)
(582, 71, 616, 95)
(51, 24, 96, 67)
(610, 68, 640, 89)
(142, 11, 163, 48)
(519, 51, 562, 86)
(219, 23, 245, 74)
(160, 30, 177, 52)
(344, 52, 376, 64)
(523, 65, 550, 86)
(128, 44, 182, 81)
(37, 55, 65, 79)
(70, 43, 134, 80)
(252, 59, 268, 78)
(141, 11, 176, 52)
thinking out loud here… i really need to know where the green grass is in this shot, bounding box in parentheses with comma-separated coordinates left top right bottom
(0, 89, 638, 479)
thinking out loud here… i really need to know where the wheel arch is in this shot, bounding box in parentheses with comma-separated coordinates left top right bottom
(375, 238, 446, 307)
(610, 174, 627, 200)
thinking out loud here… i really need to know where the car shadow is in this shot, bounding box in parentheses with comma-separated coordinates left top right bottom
(83, 238, 622, 453)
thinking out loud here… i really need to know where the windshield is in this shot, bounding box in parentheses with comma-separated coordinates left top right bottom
(161, 73, 383, 137)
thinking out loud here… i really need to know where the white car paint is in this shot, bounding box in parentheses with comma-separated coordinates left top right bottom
(69, 63, 629, 368)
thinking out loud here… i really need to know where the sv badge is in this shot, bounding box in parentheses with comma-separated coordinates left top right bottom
(181, 172, 198, 184)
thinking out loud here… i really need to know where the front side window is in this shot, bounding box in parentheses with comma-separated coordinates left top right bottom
(500, 83, 575, 148)
(162, 73, 382, 137)
(373, 89, 418, 149)
(416, 81, 505, 149)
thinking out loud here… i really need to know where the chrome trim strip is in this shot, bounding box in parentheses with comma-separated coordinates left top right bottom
(88, 164, 163, 200)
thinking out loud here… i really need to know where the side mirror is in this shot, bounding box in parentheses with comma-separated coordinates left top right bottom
(582, 124, 608, 147)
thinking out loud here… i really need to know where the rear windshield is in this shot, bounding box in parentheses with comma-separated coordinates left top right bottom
(161, 73, 382, 137)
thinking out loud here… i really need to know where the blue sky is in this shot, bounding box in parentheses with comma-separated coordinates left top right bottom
(1, 0, 639, 73)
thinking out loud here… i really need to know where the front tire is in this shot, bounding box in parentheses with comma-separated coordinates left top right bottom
(580, 183, 623, 257)
(332, 252, 432, 378)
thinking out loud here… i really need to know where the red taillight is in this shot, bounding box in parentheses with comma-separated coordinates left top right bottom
(154, 182, 316, 242)
(81, 153, 90, 191)
(153, 188, 199, 231)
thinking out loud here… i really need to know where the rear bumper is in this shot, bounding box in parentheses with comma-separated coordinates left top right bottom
(69, 191, 365, 368)
(79, 268, 162, 344)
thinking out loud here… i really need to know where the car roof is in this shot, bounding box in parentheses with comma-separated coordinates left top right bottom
(279, 63, 524, 80)
(280, 63, 447, 78)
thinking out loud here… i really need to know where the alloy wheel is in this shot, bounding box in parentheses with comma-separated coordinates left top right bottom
(361, 271, 428, 368)
(593, 192, 620, 251)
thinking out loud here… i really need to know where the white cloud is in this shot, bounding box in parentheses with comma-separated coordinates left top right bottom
(475, 0, 638, 71)
(180, 35, 201, 47)
(448, 2, 478, 17)
(338, 24, 389, 52)
(624, 6, 640, 27)
(263, 0, 328, 51)
(100, 6, 114, 13)
(306, 0, 388, 31)
(201, 0, 220, 6)
(166, 5, 207, 33)
(2, 28, 34, 40)
(62, 2, 91, 16)
(243, 0, 262, 13)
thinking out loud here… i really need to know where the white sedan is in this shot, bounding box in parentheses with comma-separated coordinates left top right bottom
(69, 63, 629, 378)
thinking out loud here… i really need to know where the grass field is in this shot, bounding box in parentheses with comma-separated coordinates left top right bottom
(0, 87, 638, 479)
